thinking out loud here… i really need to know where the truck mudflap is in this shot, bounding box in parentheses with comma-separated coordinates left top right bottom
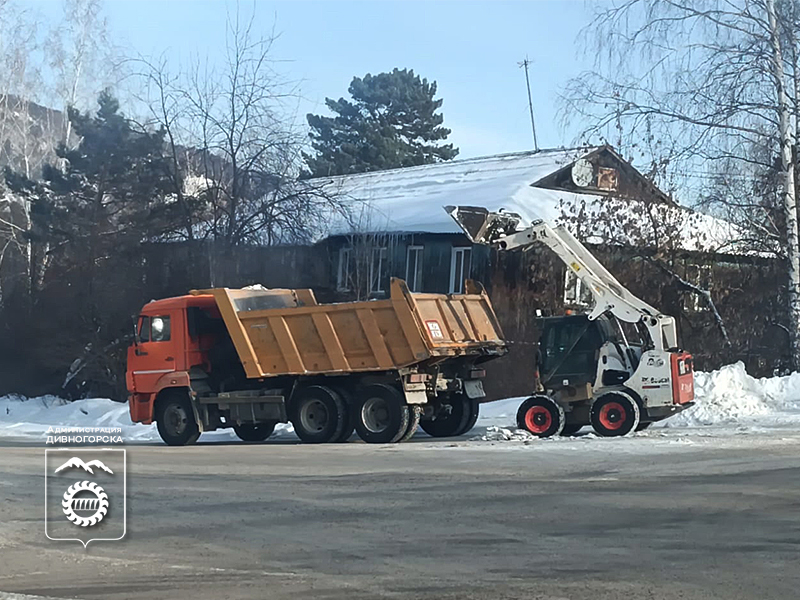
(463, 379, 485, 399)
(671, 353, 694, 404)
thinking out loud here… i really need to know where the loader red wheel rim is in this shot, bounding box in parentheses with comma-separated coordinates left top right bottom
(599, 402, 626, 431)
(524, 405, 552, 434)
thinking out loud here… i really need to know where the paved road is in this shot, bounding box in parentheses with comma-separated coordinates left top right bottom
(1, 433, 799, 600)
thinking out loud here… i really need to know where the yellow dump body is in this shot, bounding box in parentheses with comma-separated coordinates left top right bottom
(192, 279, 507, 379)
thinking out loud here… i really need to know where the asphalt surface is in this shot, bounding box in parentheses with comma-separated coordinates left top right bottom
(1, 433, 800, 600)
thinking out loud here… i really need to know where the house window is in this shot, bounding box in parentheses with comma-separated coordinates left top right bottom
(563, 270, 593, 307)
(369, 247, 388, 294)
(337, 247, 352, 291)
(449, 247, 471, 294)
(683, 264, 712, 313)
(406, 245, 424, 292)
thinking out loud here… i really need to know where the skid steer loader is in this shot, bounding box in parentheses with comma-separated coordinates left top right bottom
(446, 205, 695, 437)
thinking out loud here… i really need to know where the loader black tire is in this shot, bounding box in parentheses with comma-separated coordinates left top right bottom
(591, 393, 640, 437)
(420, 394, 470, 438)
(399, 405, 422, 442)
(516, 395, 565, 438)
(233, 422, 276, 442)
(354, 384, 409, 444)
(560, 423, 584, 436)
(156, 391, 200, 446)
(291, 385, 346, 444)
(635, 421, 652, 432)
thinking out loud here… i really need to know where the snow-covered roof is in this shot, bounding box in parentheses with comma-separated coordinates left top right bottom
(315, 146, 740, 254)
(318, 147, 601, 236)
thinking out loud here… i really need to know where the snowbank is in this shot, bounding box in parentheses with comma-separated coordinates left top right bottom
(473, 361, 800, 436)
(662, 362, 800, 428)
(0, 395, 295, 444)
(2, 361, 800, 444)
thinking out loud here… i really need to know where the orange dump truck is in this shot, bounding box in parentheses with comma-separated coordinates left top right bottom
(127, 278, 507, 445)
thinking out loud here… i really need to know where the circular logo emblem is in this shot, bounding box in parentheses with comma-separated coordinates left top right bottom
(61, 481, 109, 527)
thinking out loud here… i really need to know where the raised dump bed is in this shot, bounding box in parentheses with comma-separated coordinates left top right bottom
(200, 278, 506, 378)
(127, 278, 507, 446)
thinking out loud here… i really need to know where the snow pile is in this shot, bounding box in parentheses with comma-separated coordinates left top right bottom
(662, 362, 800, 428)
(477, 425, 537, 442)
(0, 395, 295, 444)
(3, 361, 800, 445)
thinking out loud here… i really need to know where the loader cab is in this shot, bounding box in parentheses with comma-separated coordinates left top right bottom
(538, 314, 647, 390)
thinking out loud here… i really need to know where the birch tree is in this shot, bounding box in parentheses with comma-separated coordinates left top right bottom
(562, 0, 800, 369)
(47, 0, 117, 144)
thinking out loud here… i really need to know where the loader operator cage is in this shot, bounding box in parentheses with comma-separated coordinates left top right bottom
(538, 313, 650, 388)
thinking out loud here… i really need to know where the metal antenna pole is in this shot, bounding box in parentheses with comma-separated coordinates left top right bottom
(518, 56, 539, 151)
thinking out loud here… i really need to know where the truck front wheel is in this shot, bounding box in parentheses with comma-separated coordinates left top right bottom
(291, 386, 346, 444)
(354, 384, 409, 444)
(156, 391, 200, 446)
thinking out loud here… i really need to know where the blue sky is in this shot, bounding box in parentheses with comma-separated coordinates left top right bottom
(52, 0, 600, 159)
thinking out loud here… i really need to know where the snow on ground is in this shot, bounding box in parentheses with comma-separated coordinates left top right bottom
(0, 394, 295, 444)
(472, 361, 800, 443)
(1, 361, 800, 445)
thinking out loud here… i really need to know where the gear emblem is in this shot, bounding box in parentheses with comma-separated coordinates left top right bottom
(61, 480, 109, 527)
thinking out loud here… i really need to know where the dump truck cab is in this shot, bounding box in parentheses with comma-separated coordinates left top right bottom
(127, 293, 220, 424)
(127, 279, 508, 446)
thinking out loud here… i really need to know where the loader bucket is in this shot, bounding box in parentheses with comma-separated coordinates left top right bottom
(444, 205, 522, 245)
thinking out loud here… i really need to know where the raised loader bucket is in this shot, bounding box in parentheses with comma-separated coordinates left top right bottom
(444, 205, 523, 245)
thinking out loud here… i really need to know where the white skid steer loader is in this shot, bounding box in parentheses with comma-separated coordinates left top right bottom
(446, 205, 695, 437)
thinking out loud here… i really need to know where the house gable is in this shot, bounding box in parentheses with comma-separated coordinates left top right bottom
(531, 145, 672, 205)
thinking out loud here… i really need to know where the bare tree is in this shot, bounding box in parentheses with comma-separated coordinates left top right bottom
(134, 5, 346, 248)
(562, 0, 800, 367)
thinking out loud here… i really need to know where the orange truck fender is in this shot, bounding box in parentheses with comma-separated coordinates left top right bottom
(129, 371, 192, 424)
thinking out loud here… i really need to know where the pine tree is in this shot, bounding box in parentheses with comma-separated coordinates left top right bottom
(3, 91, 181, 397)
(303, 68, 459, 177)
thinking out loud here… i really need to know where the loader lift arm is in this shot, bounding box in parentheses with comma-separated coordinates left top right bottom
(445, 205, 678, 353)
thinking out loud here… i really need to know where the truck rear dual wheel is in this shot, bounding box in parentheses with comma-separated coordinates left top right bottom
(156, 391, 201, 446)
(419, 394, 477, 438)
(234, 422, 276, 442)
(399, 405, 422, 442)
(516, 395, 565, 438)
(354, 384, 410, 444)
(330, 387, 356, 442)
(590, 393, 640, 437)
(291, 385, 347, 444)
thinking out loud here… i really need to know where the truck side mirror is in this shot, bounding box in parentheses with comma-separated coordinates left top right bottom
(132, 316, 141, 345)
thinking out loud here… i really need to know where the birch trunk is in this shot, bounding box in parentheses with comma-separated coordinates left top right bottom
(767, 0, 800, 370)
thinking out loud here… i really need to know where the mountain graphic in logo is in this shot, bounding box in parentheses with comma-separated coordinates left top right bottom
(54, 457, 114, 475)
